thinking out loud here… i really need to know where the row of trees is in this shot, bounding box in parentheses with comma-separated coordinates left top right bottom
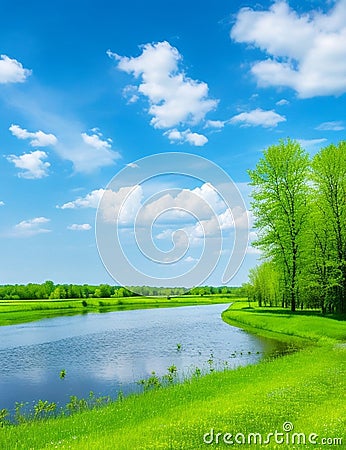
(246, 139, 346, 313)
(0, 282, 244, 300)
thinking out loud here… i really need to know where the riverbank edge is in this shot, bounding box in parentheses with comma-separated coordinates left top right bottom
(0, 302, 345, 449)
(0, 295, 236, 326)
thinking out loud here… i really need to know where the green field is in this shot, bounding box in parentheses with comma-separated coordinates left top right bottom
(0, 300, 345, 449)
(0, 295, 235, 326)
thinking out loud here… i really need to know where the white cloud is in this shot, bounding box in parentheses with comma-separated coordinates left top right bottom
(276, 98, 289, 106)
(297, 138, 327, 148)
(58, 186, 143, 225)
(230, 108, 286, 128)
(67, 223, 92, 231)
(122, 85, 139, 103)
(9, 124, 58, 147)
(81, 132, 112, 150)
(0, 55, 31, 83)
(13, 217, 51, 237)
(205, 120, 226, 129)
(231, 1, 346, 97)
(126, 162, 139, 168)
(58, 189, 105, 209)
(6, 93, 121, 172)
(7, 150, 50, 179)
(165, 129, 208, 146)
(108, 41, 217, 129)
(315, 121, 344, 131)
(0, 201, 5, 206)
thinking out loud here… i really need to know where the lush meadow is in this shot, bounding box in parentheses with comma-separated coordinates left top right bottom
(0, 295, 234, 326)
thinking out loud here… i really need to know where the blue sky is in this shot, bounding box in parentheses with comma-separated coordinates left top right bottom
(0, 0, 345, 286)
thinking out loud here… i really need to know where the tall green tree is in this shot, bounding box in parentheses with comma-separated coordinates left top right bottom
(248, 139, 310, 311)
(311, 141, 346, 313)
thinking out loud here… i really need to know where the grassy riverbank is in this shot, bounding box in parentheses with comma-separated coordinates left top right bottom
(0, 295, 234, 326)
(0, 302, 345, 449)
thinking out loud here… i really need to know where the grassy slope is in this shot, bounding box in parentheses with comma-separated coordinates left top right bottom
(0, 295, 234, 326)
(0, 302, 345, 449)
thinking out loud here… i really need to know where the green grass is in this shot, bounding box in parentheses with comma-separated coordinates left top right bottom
(0, 301, 345, 449)
(222, 301, 346, 344)
(0, 295, 235, 326)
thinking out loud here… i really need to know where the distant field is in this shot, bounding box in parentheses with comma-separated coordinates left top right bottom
(0, 295, 238, 326)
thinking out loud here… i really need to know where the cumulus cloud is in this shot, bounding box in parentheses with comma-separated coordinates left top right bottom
(59, 183, 224, 225)
(230, 108, 286, 128)
(9, 124, 58, 147)
(58, 186, 143, 225)
(67, 223, 92, 231)
(57, 189, 105, 209)
(231, 0, 346, 97)
(81, 131, 112, 150)
(108, 41, 217, 129)
(165, 129, 208, 146)
(0, 201, 5, 206)
(7, 150, 50, 179)
(59, 183, 252, 251)
(0, 55, 31, 83)
(13, 217, 51, 237)
(315, 121, 344, 131)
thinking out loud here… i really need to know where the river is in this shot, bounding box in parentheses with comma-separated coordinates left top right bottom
(0, 303, 284, 411)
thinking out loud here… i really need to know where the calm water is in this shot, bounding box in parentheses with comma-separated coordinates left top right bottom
(0, 304, 284, 410)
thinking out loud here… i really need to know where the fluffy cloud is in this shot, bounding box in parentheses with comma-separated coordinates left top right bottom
(7, 150, 50, 179)
(315, 121, 344, 131)
(57, 189, 105, 209)
(59, 183, 224, 224)
(67, 223, 92, 231)
(58, 186, 143, 225)
(13, 217, 50, 237)
(9, 124, 58, 147)
(81, 132, 112, 150)
(230, 108, 286, 128)
(0, 55, 31, 83)
(231, 1, 346, 97)
(165, 129, 208, 146)
(0, 201, 5, 206)
(108, 41, 217, 129)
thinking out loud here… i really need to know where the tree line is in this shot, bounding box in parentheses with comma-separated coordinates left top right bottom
(246, 139, 346, 314)
(0, 282, 244, 300)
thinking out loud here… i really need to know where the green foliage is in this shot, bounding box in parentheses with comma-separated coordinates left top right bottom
(248, 138, 310, 311)
(33, 400, 56, 420)
(66, 395, 88, 413)
(0, 409, 9, 427)
(248, 139, 346, 314)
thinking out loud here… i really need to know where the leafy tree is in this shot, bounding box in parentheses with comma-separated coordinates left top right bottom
(311, 141, 346, 313)
(248, 139, 310, 311)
